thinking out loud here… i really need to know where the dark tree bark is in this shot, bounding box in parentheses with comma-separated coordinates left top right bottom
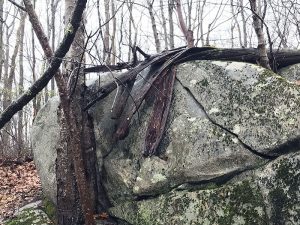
(0, 1, 96, 224)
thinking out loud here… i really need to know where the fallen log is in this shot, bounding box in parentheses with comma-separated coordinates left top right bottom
(84, 47, 300, 74)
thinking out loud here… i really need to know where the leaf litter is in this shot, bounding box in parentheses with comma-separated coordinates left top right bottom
(0, 160, 42, 223)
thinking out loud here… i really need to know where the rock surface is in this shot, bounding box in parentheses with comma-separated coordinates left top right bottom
(32, 61, 300, 224)
(279, 63, 300, 81)
(31, 97, 59, 205)
(4, 201, 52, 225)
(109, 152, 300, 225)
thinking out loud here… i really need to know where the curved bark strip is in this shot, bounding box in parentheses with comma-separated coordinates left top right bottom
(114, 49, 190, 140)
(110, 79, 135, 119)
(83, 47, 186, 111)
(144, 67, 176, 157)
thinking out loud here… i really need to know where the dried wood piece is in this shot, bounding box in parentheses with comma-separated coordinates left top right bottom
(110, 79, 135, 119)
(143, 67, 176, 157)
(113, 67, 163, 140)
(84, 47, 185, 111)
(114, 49, 190, 140)
(83, 62, 135, 73)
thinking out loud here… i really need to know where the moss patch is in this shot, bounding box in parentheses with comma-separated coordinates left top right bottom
(42, 197, 56, 223)
(110, 180, 269, 225)
(5, 208, 52, 225)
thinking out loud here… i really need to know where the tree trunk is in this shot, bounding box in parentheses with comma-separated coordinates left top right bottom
(160, 0, 168, 50)
(21, 0, 96, 224)
(103, 0, 110, 64)
(31, 1, 40, 118)
(110, 0, 117, 64)
(249, 0, 271, 69)
(0, 0, 4, 81)
(175, 0, 194, 47)
(168, 0, 175, 49)
(2, 11, 26, 157)
(148, 0, 161, 52)
(240, 0, 248, 47)
(50, 0, 59, 97)
(18, 11, 26, 156)
(230, 0, 243, 47)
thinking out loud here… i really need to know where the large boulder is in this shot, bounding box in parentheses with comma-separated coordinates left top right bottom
(31, 96, 59, 204)
(32, 61, 300, 224)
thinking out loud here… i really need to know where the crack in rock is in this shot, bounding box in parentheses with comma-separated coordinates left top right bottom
(176, 77, 276, 160)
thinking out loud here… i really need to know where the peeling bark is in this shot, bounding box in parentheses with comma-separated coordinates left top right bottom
(144, 68, 176, 156)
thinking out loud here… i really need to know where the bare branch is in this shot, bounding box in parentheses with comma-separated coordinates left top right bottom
(8, 0, 26, 11)
(0, 0, 87, 129)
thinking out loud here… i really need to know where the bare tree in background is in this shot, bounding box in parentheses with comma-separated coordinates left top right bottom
(195, 0, 206, 46)
(104, 0, 110, 64)
(17, 10, 26, 156)
(0, 0, 4, 81)
(126, 0, 138, 60)
(168, 0, 175, 49)
(230, 0, 243, 47)
(147, 0, 161, 52)
(160, 0, 168, 50)
(205, 0, 225, 46)
(2, 10, 25, 157)
(239, 0, 248, 47)
(175, 0, 194, 47)
(110, 0, 117, 64)
(268, 0, 289, 48)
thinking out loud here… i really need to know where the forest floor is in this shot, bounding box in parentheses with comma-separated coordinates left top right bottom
(0, 160, 42, 223)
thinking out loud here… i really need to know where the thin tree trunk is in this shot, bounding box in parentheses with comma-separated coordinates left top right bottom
(18, 11, 26, 156)
(160, 0, 168, 50)
(118, 6, 124, 60)
(249, 0, 271, 69)
(50, 0, 59, 96)
(103, 0, 110, 64)
(187, 0, 192, 29)
(96, 0, 104, 61)
(230, 0, 243, 47)
(2, 12, 25, 156)
(0, 0, 4, 80)
(240, 0, 248, 47)
(175, 0, 194, 47)
(31, 2, 40, 118)
(168, 0, 175, 49)
(110, 0, 116, 64)
(148, 0, 161, 52)
(127, 0, 132, 60)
